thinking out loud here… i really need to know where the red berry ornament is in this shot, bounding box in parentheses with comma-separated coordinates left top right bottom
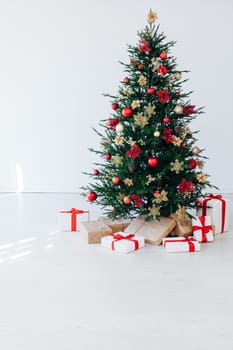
(87, 191, 97, 202)
(112, 176, 121, 185)
(123, 196, 131, 204)
(105, 153, 111, 160)
(196, 201, 202, 207)
(147, 87, 155, 95)
(93, 169, 99, 176)
(163, 116, 170, 123)
(148, 157, 159, 167)
(138, 64, 143, 70)
(111, 103, 119, 110)
(160, 51, 167, 60)
(122, 107, 133, 118)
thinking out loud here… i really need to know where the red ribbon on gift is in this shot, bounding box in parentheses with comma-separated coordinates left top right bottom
(202, 194, 226, 233)
(163, 236, 196, 252)
(60, 208, 89, 231)
(111, 233, 139, 251)
(192, 216, 212, 243)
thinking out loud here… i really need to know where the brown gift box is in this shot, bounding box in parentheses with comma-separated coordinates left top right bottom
(124, 215, 176, 245)
(98, 216, 131, 233)
(79, 220, 112, 244)
(170, 206, 193, 237)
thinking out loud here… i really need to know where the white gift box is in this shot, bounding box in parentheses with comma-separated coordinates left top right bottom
(59, 208, 89, 232)
(196, 195, 230, 234)
(192, 216, 214, 242)
(101, 232, 145, 253)
(163, 236, 200, 253)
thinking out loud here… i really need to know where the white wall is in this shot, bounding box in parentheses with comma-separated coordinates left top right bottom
(0, 0, 232, 192)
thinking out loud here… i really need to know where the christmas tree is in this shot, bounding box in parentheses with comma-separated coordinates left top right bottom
(81, 10, 215, 221)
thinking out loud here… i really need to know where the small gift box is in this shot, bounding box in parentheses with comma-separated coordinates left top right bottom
(59, 208, 89, 232)
(79, 220, 112, 244)
(192, 216, 214, 242)
(163, 236, 200, 253)
(171, 205, 192, 237)
(98, 216, 131, 233)
(196, 194, 230, 233)
(124, 216, 176, 245)
(101, 232, 145, 253)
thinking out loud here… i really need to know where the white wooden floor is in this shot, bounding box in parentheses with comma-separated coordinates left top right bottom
(0, 193, 233, 350)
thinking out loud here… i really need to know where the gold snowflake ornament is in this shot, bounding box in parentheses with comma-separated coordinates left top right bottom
(196, 173, 208, 183)
(134, 114, 149, 128)
(148, 205, 160, 218)
(154, 190, 168, 204)
(123, 178, 133, 186)
(111, 155, 123, 167)
(138, 75, 147, 86)
(170, 159, 184, 174)
(144, 103, 156, 116)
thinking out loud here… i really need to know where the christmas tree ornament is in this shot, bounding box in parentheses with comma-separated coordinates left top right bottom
(183, 105, 195, 115)
(107, 117, 119, 130)
(147, 87, 155, 94)
(188, 159, 197, 169)
(123, 178, 133, 186)
(139, 38, 151, 53)
(153, 130, 160, 137)
(192, 146, 200, 155)
(131, 100, 140, 109)
(144, 103, 156, 116)
(112, 176, 121, 185)
(138, 64, 143, 70)
(157, 65, 168, 75)
(153, 189, 161, 195)
(147, 9, 158, 24)
(196, 201, 202, 207)
(163, 116, 170, 124)
(170, 159, 184, 174)
(123, 77, 129, 83)
(148, 157, 159, 167)
(115, 123, 124, 133)
(174, 105, 183, 114)
(130, 58, 138, 66)
(87, 191, 97, 202)
(111, 103, 119, 110)
(123, 196, 131, 204)
(196, 173, 208, 183)
(122, 107, 133, 118)
(93, 169, 99, 176)
(138, 75, 147, 86)
(105, 153, 111, 160)
(160, 51, 167, 60)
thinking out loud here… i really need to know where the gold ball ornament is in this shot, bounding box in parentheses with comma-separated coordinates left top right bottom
(154, 131, 160, 137)
(192, 146, 200, 155)
(174, 105, 183, 114)
(116, 123, 124, 133)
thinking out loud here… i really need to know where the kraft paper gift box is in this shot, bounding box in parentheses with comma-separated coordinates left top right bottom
(163, 236, 200, 253)
(98, 216, 131, 233)
(192, 216, 214, 242)
(101, 232, 145, 253)
(124, 216, 176, 245)
(170, 205, 192, 237)
(79, 220, 112, 244)
(196, 194, 230, 234)
(59, 208, 89, 232)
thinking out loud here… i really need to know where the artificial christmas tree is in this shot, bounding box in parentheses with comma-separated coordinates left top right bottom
(81, 10, 215, 221)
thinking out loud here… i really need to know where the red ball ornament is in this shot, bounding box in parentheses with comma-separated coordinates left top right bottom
(163, 116, 170, 124)
(112, 176, 121, 185)
(87, 191, 97, 202)
(122, 107, 133, 118)
(153, 189, 160, 195)
(147, 87, 155, 95)
(196, 201, 202, 207)
(123, 77, 129, 83)
(138, 64, 143, 70)
(123, 196, 131, 204)
(182, 141, 187, 147)
(93, 169, 99, 176)
(105, 153, 111, 160)
(111, 103, 119, 110)
(160, 51, 167, 60)
(148, 157, 159, 167)
(188, 159, 197, 169)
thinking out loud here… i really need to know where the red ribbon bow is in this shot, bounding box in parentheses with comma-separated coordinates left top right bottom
(202, 194, 226, 233)
(60, 208, 89, 231)
(192, 216, 212, 243)
(111, 233, 139, 251)
(164, 236, 196, 252)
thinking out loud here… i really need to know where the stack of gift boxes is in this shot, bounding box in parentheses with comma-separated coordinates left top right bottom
(58, 194, 230, 254)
